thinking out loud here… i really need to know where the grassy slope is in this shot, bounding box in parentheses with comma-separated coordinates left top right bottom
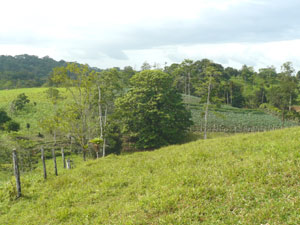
(1, 128, 300, 224)
(0, 88, 68, 134)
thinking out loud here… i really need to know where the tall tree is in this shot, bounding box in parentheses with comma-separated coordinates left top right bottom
(116, 70, 193, 149)
(50, 63, 98, 160)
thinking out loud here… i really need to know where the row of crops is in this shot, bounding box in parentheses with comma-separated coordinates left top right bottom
(189, 106, 299, 132)
(182, 94, 299, 133)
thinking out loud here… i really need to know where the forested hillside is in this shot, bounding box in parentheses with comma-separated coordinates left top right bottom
(0, 55, 66, 89)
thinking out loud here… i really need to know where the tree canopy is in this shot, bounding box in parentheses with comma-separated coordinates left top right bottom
(116, 70, 193, 149)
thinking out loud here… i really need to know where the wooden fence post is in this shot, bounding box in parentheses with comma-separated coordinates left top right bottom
(66, 159, 71, 169)
(61, 147, 66, 168)
(52, 148, 58, 176)
(12, 149, 21, 198)
(41, 148, 47, 179)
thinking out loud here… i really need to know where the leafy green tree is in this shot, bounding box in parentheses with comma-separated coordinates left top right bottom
(267, 62, 298, 125)
(116, 70, 193, 150)
(10, 93, 30, 113)
(0, 110, 20, 132)
(50, 63, 98, 160)
(0, 110, 11, 126)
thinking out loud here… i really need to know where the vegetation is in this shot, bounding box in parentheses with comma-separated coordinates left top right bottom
(1, 128, 300, 224)
(0, 55, 67, 89)
(1, 55, 300, 224)
(116, 70, 192, 149)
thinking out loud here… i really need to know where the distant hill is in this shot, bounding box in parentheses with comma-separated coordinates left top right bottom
(0, 54, 66, 89)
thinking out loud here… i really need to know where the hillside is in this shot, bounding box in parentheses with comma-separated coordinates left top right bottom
(1, 128, 300, 224)
(0, 55, 67, 89)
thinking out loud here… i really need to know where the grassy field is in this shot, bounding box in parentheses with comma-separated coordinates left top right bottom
(0, 87, 68, 134)
(1, 127, 300, 224)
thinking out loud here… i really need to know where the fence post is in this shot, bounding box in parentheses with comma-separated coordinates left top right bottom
(61, 147, 66, 168)
(66, 159, 71, 169)
(41, 148, 47, 179)
(12, 149, 21, 198)
(52, 148, 58, 176)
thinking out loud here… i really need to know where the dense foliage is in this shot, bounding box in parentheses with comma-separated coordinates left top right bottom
(0, 55, 66, 89)
(116, 70, 193, 149)
(0, 110, 20, 132)
(165, 59, 300, 124)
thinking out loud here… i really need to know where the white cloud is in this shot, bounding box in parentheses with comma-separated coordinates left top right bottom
(1, 0, 300, 71)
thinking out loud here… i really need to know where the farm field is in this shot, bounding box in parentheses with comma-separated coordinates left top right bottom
(182, 94, 299, 132)
(1, 127, 300, 224)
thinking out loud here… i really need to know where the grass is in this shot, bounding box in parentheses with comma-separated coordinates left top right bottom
(1, 127, 300, 224)
(0, 88, 68, 134)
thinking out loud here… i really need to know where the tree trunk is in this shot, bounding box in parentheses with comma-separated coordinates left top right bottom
(83, 149, 86, 161)
(282, 110, 285, 128)
(61, 147, 66, 168)
(102, 105, 108, 157)
(187, 71, 191, 96)
(52, 148, 58, 176)
(98, 85, 103, 139)
(41, 148, 47, 179)
(230, 85, 233, 106)
(226, 91, 229, 105)
(289, 93, 292, 111)
(204, 75, 212, 140)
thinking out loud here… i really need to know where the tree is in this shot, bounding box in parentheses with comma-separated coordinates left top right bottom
(50, 63, 98, 161)
(96, 68, 122, 157)
(10, 93, 30, 113)
(0, 110, 11, 126)
(116, 70, 193, 150)
(3, 120, 20, 132)
(267, 62, 298, 125)
(0, 110, 20, 132)
(202, 66, 222, 139)
(140, 61, 151, 71)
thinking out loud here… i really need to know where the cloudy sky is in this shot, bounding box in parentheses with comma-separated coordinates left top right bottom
(1, 0, 300, 71)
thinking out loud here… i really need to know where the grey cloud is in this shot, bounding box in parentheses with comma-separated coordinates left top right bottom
(101, 0, 300, 53)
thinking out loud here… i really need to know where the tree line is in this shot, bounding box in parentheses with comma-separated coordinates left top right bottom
(0, 55, 66, 89)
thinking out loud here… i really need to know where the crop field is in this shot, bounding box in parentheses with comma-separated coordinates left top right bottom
(182, 94, 299, 132)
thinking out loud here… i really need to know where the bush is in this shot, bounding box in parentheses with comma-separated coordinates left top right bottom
(4, 121, 20, 132)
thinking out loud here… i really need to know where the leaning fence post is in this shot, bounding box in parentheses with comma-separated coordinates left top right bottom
(12, 149, 21, 198)
(41, 147, 47, 179)
(52, 148, 58, 176)
(61, 147, 66, 168)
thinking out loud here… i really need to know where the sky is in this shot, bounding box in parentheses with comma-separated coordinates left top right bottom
(1, 0, 300, 72)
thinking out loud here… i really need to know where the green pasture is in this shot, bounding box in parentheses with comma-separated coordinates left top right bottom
(1, 127, 300, 224)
